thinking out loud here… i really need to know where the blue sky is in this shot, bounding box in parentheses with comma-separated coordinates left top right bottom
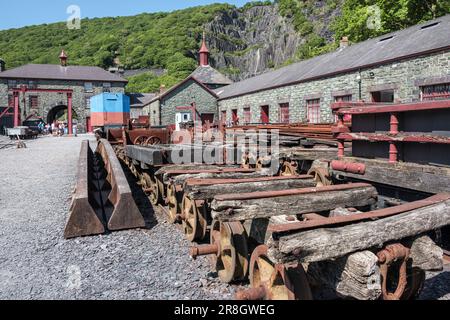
(0, 0, 251, 30)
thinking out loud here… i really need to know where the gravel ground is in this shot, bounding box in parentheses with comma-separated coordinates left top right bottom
(0, 135, 235, 300)
(0, 135, 449, 300)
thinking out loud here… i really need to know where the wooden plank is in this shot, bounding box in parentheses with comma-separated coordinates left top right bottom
(331, 157, 450, 194)
(211, 184, 378, 222)
(268, 198, 450, 264)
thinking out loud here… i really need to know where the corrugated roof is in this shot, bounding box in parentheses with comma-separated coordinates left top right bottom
(128, 93, 156, 108)
(0, 64, 128, 83)
(216, 14, 450, 100)
(190, 65, 233, 85)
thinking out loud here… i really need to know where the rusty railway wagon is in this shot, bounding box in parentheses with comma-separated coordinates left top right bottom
(65, 106, 450, 300)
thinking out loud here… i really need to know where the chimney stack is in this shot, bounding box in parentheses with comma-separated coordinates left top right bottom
(0, 59, 5, 72)
(199, 32, 210, 67)
(160, 84, 167, 94)
(340, 36, 349, 49)
(59, 49, 68, 67)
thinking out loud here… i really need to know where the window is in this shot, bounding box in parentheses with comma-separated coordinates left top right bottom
(260, 105, 269, 124)
(28, 81, 37, 89)
(421, 83, 450, 101)
(7, 80, 17, 89)
(103, 82, 111, 93)
(84, 82, 94, 93)
(221, 110, 227, 122)
(307, 99, 321, 124)
(243, 107, 251, 124)
(372, 90, 394, 103)
(334, 95, 353, 103)
(232, 109, 238, 124)
(279, 103, 290, 124)
(29, 96, 38, 108)
(85, 96, 91, 109)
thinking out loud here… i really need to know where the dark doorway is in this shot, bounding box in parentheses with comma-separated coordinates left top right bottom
(201, 113, 214, 125)
(232, 109, 238, 125)
(372, 90, 395, 103)
(47, 105, 78, 124)
(261, 105, 269, 124)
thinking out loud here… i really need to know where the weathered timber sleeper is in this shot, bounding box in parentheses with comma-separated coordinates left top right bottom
(210, 183, 378, 221)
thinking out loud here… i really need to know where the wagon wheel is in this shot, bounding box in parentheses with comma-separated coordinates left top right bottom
(249, 245, 312, 300)
(182, 195, 208, 242)
(210, 220, 249, 283)
(166, 183, 182, 224)
(280, 161, 299, 176)
(133, 135, 147, 146)
(307, 167, 332, 187)
(141, 173, 161, 205)
(145, 136, 162, 146)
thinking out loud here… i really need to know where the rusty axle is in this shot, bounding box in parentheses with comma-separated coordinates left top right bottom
(190, 244, 219, 260)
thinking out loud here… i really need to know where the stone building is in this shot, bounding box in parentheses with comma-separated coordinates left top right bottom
(0, 51, 127, 132)
(128, 93, 156, 119)
(146, 35, 232, 129)
(216, 15, 450, 125)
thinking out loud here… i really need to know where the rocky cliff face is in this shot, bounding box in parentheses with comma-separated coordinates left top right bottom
(204, 5, 301, 81)
(203, 2, 341, 81)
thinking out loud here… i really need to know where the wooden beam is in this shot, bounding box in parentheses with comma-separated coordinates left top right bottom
(211, 184, 378, 222)
(268, 198, 450, 264)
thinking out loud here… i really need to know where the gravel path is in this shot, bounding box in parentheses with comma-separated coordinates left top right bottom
(0, 135, 235, 300)
(0, 135, 449, 300)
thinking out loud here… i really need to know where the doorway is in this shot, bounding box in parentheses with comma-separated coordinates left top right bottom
(261, 105, 269, 124)
(175, 112, 191, 131)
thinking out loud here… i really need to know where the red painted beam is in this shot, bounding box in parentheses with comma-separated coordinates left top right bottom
(10, 87, 73, 94)
(337, 132, 450, 145)
(336, 100, 450, 115)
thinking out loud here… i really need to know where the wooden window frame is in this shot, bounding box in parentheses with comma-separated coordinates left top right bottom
(279, 103, 290, 124)
(306, 99, 321, 124)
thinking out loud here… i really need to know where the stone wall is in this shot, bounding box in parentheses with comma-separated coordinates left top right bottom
(218, 50, 450, 124)
(149, 79, 218, 127)
(0, 79, 125, 131)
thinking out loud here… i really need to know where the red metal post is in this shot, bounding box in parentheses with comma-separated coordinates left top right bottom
(13, 91, 20, 127)
(390, 113, 399, 135)
(338, 140, 345, 158)
(389, 142, 398, 163)
(67, 93, 73, 136)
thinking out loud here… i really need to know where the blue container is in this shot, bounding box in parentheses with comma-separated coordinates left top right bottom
(90, 93, 131, 127)
(90, 93, 130, 113)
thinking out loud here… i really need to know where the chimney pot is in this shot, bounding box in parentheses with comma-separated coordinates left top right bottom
(340, 36, 349, 49)
(160, 84, 167, 94)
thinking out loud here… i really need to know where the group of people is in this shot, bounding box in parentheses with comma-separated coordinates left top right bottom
(43, 121, 78, 137)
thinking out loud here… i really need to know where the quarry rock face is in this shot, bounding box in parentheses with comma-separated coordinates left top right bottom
(203, 2, 339, 81)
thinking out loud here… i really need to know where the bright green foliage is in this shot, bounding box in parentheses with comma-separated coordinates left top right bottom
(332, 0, 450, 42)
(0, 4, 234, 92)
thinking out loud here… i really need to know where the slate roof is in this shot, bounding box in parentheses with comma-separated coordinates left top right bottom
(128, 93, 156, 108)
(216, 14, 450, 100)
(149, 76, 218, 103)
(190, 65, 233, 86)
(0, 64, 128, 83)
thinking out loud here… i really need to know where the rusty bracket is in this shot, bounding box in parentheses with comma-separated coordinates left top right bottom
(377, 243, 410, 300)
